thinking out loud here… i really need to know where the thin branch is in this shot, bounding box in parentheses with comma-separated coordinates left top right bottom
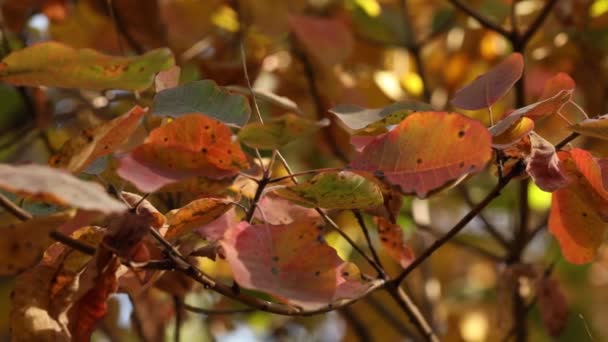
(519, 0, 559, 45)
(387, 286, 440, 342)
(446, 0, 511, 37)
(365, 294, 418, 338)
(183, 303, 256, 315)
(416, 224, 504, 261)
(0, 192, 32, 221)
(49, 231, 97, 255)
(458, 186, 510, 248)
(555, 132, 579, 150)
(399, 0, 431, 101)
(354, 210, 386, 279)
(173, 296, 183, 342)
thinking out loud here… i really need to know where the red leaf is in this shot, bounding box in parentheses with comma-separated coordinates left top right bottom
(526, 132, 569, 192)
(540, 72, 575, 100)
(0, 163, 126, 214)
(537, 277, 568, 337)
(350, 112, 492, 197)
(117, 114, 248, 192)
(375, 218, 414, 268)
(255, 195, 318, 225)
(289, 14, 354, 67)
(450, 53, 524, 110)
(221, 219, 369, 309)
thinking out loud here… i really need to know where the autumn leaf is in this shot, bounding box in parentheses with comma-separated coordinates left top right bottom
(221, 219, 370, 309)
(49, 106, 147, 173)
(289, 14, 354, 67)
(152, 80, 251, 126)
(255, 195, 318, 225)
(526, 132, 569, 192)
(194, 207, 239, 242)
(490, 117, 534, 149)
(273, 171, 384, 209)
(329, 100, 433, 131)
(0, 164, 126, 213)
(350, 112, 492, 197)
(117, 114, 248, 192)
(0, 41, 174, 90)
(0, 211, 75, 275)
(165, 197, 233, 240)
(375, 217, 414, 268)
(225, 85, 303, 115)
(238, 114, 329, 150)
(155, 65, 181, 92)
(569, 114, 608, 140)
(450, 53, 524, 110)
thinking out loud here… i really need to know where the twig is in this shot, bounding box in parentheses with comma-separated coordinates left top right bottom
(446, 0, 511, 37)
(173, 296, 182, 342)
(183, 303, 256, 315)
(341, 306, 373, 342)
(386, 286, 439, 342)
(0, 192, 32, 221)
(459, 186, 510, 248)
(49, 231, 97, 255)
(354, 210, 386, 278)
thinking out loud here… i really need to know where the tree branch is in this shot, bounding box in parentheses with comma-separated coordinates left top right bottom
(354, 210, 386, 278)
(446, 0, 511, 37)
(0, 192, 32, 221)
(386, 286, 439, 342)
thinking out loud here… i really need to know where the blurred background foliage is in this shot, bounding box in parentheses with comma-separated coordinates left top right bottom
(1, 0, 608, 341)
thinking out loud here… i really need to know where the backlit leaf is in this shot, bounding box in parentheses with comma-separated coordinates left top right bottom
(526, 132, 569, 192)
(375, 217, 414, 268)
(152, 80, 251, 126)
(117, 114, 248, 192)
(490, 117, 534, 149)
(0, 41, 174, 90)
(238, 114, 329, 150)
(273, 171, 384, 209)
(569, 114, 608, 140)
(329, 100, 434, 131)
(0, 212, 75, 275)
(49, 106, 146, 173)
(350, 112, 492, 197)
(450, 53, 524, 110)
(0, 164, 126, 213)
(221, 219, 369, 309)
(195, 207, 238, 242)
(289, 14, 354, 67)
(166, 198, 233, 240)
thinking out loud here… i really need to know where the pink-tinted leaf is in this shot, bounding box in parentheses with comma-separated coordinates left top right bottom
(255, 195, 318, 225)
(0, 164, 126, 213)
(117, 114, 248, 192)
(450, 53, 524, 110)
(0, 41, 174, 90)
(221, 219, 369, 309)
(166, 198, 233, 240)
(289, 14, 354, 67)
(273, 171, 384, 209)
(195, 207, 238, 242)
(350, 134, 386, 152)
(526, 132, 569, 192)
(49, 106, 146, 173)
(350, 112, 492, 197)
(155, 65, 180, 92)
(569, 114, 608, 140)
(375, 217, 414, 268)
(540, 72, 576, 100)
(537, 277, 568, 337)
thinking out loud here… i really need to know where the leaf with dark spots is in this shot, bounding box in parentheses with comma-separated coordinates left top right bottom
(450, 53, 524, 110)
(350, 112, 492, 197)
(273, 171, 384, 209)
(117, 114, 248, 192)
(238, 113, 329, 150)
(526, 132, 569, 192)
(221, 219, 370, 309)
(0, 211, 75, 275)
(49, 106, 146, 173)
(166, 198, 233, 240)
(0, 163, 127, 214)
(0, 41, 174, 90)
(329, 100, 434, 131)
(152, 80, 251, 126)
(375, 217, 414, 268)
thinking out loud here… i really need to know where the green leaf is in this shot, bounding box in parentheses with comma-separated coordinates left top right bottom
(330, 100, 433, 131)
(273, 171, 383, 209)
(238, 114, 329, 150)
(0, 41, 174, 90)
(152, 80, 251, 126)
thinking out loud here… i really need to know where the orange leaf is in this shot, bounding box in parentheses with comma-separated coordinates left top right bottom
(166, 198, 233, 240)
(375, 218, 414, 268)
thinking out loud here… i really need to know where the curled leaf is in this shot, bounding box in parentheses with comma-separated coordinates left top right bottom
(350, 112, 492, 197)
(450, 53, 524, 110)
(490, 117, 535, 149)
(238, 113, 329, 150)
(526, 132, 569, 192)
(0, 41, 174, 90)
(273, 171, 383, 209)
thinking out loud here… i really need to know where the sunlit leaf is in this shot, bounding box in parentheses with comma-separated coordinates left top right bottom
(375, 217, 414, 268)
(273, 171, 383, 209)
(221, 219, 370, 309)
(450, 53, 524, 110)
(152, 80, 251, 126)
(117, 114, 248, 192)
(0, 212, 75, 275)
(166, 198, 233, 240)
(350, 112, 492, 197)
(0, 41, 174, 90)
(49, 106, 146, 173)
(526, 132, 569, 192)
(238, 114, 329, 150)
(569, 114, 608, 140)
(329, 100, 433, 131)
(0, 164, 126, 213)
(225, 85, 303, 115)
(490, 117, 534, 148)
(289, 14, 354, 67)
(255, 195, 318, 225)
